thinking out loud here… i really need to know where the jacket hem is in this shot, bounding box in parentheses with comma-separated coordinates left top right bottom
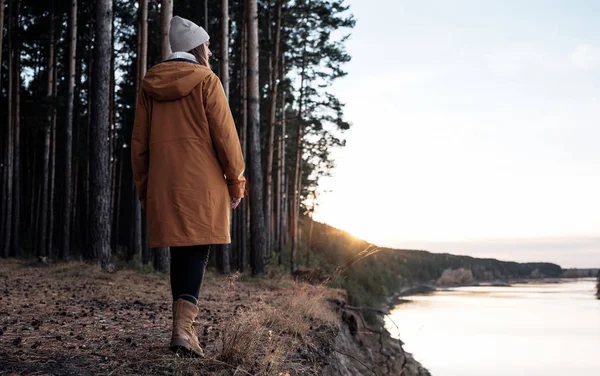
(150, 236, 231, 248)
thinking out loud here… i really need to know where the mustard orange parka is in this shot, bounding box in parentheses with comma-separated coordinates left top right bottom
(131, 60, 245, 248)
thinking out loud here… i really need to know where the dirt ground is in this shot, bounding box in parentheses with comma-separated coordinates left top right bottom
(0, 259, 343, 376)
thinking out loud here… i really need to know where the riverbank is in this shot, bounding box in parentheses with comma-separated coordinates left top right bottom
(0, 259, 428, 375)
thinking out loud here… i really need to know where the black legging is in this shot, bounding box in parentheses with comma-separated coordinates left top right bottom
(170, 245, 211, 305)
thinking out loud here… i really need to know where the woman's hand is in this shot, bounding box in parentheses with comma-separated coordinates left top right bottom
(231, 197, 242, 209)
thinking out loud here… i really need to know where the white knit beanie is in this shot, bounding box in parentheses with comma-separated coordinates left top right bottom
(169, 16, 210, 53)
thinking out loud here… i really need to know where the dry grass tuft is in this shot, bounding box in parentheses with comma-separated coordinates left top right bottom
(217, 285, 338, 375)
(218, 311, 265, 369)
(264, 284, 338, 338)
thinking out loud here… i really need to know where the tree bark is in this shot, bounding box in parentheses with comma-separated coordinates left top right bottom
(84, 40, 92, 259)
(276, 57, 286, 265)
(220, 0, 229, 97)
(290, 46, 307, 274)
(133, 0, 148, 265)
(204, 0, 208, 30)
(39, 3, 55, 258)
(3, 0, 13, 257)
(246, 0, 266, 275)
(264, 0, 283, 259)
(238, 9, 248, 272)
(28, 147, 36, 247)
(160, 0, 172, 60)
(139, 0, 147, 80)
(48, 64, 57, 259)
(11, 45, 20, 257)
(139, 0, 167, 268)
(215, 0, 232, 274)
(62, 0, 77, 261)
(109, 8, 116, 243)
(0, 0, 5, 96)
(90, 0, 113, 268)
(114, 146, 123, 253)
(154, 247, 170, 272)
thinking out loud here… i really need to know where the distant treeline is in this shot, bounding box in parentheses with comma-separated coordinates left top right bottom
(304, 220, 563, 311)
(562, 269, 599, 278)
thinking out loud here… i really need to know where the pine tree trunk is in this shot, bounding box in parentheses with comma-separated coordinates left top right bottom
(28, 147, 36, 245)
(132, 193, 142, 263)
(62, 0, 77, 261)
(139, 0, 166, 267)
(84, 44, 92, 259)
(34, 178, 42, 255)
(204, 0, 208, 30)
(246, 0, 266, 275)
(306, 214, 313, 267)
(160, 0, 172, 60)
(2, 0, 13, 257)
(220, 0, 229, 97)
(48, 66, 57, 259)
(72, 40, 82, 255)
(109, 10, 116, 242)
(133, 0, 148, 265)
(290, 48, 307, 274)
(215, 0, 232, 274)
(90, 0, 113, 268)
(114, 147, 123, 252)
(0, 0, 5, 96)
(71, 158, 78, 253)
(11, 27, 20, 257)
(277, 61, 286, 265)
(142, 213, 149, 264)
(39, 4, 55, 259)
(154, 247, 170, 272)
(38, 2, 55, 257)
(139, 0, 147, 84)
(238, 10, 248, 273)
(264, 0, 283, 260)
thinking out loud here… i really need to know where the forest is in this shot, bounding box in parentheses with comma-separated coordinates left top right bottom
(0, 0, 355, 275)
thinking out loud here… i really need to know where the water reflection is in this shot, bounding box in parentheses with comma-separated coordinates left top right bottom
(385, 279, 600, 376)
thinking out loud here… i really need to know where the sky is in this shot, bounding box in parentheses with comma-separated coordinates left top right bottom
(313, 0, 600, 268)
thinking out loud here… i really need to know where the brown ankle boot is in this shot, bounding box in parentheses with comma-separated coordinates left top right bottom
(169, 299, 204, 357)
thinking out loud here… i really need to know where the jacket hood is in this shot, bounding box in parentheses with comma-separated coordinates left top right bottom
(142, 62, 209, 101)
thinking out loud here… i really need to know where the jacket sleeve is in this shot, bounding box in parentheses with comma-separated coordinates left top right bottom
(204, 73, 246, 198)
(131, 89, 151, 209)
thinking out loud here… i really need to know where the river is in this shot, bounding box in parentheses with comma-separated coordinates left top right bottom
(385, 279, 600, 376)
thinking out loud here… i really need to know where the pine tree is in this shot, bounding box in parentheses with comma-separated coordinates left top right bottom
(90, 0, 113, 268)
(61, 0, 77, 260)
(160, 0, 172, 59)
(286, 0, 354, 272)
(39, 2, 54, 258)
(3, 0, 14, 258)
(10, 0, 20, 257)
(217, 0, 232, 274)
(246, 0, 266, 275)
(132, 0, 148, 266)
(263, 0, 283, 259)
(0, 0, 5, 253)
(0, 0, 5, 96)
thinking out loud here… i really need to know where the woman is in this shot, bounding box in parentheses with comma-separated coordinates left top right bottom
(131, 16, 245, 357)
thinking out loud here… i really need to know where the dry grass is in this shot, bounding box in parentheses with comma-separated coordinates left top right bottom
(0, 259, 341, 376)
(263, 285, 338, 338)
(216, 284, 340, 375)
(217, 310, 287, 376)
(218, 312, 264, 368)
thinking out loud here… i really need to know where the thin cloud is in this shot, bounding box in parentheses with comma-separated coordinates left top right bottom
(570, 44, 600, 69)
(485, 46, 550, 76)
